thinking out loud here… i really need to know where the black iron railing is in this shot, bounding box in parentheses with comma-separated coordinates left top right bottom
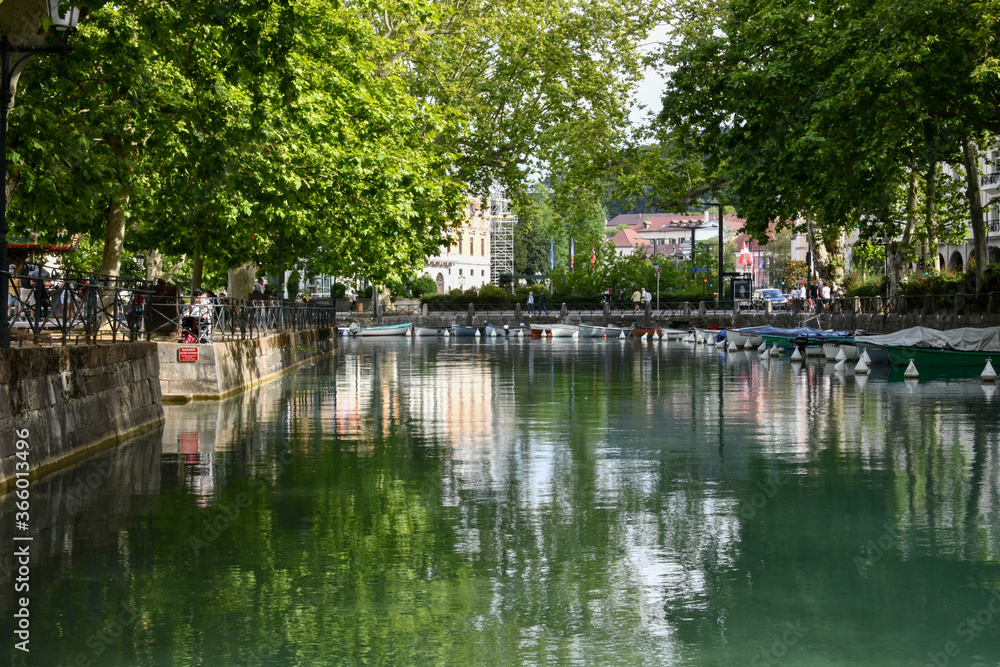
(3, 268, 337, 346)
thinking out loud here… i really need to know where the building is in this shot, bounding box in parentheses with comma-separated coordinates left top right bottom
(606, 212, 746, 262)
(423, 199, 492, 293)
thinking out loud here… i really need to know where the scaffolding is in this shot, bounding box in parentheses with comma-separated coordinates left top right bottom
(488, 183, 517, 287)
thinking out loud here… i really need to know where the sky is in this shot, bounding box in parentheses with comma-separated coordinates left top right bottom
(629, 24, 671, 128)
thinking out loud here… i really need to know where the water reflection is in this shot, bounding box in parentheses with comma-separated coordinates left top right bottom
(4, 341, 1000, 665)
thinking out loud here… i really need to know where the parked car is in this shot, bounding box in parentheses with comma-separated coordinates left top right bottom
(750, 288, 789, 310)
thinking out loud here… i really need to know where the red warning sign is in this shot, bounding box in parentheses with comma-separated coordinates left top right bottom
(178, 346, 199, 362)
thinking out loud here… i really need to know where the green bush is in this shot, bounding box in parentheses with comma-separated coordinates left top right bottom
(899, 271, 966, 296)
(332, 282, 347, 298)
(409, 275, 438, 297)
(843, 273, 886, 298)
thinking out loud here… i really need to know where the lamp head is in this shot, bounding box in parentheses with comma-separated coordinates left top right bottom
(46, 1, 82, 32)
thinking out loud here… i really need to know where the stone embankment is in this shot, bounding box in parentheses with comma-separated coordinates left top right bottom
(1, 326, 338, 490)
(0, 344, 164, 493)
(158, 326, 337, 402)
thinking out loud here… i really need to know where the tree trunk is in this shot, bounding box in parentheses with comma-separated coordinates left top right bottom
(924, 161, 939, 272)
(888, 168, 919, 304)
(962, 135, 987, 291)
(145, 248, 163, 282)
(190, 255, 203, 293)
(228, 261, 256, 300)
(99, 194, 129, 277)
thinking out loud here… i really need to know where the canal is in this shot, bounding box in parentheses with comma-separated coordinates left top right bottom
(2, 338, 1000, 665)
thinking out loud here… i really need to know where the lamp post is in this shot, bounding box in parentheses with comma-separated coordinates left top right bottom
(0, 1, 80, 348)
(704, 202, 724, 308)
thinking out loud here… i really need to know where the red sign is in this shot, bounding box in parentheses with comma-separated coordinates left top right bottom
(178, 346, 199, 362)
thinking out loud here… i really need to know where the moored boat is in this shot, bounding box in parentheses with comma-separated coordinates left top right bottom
(759, 326, 852, 350)
(530, 324, 551, 338)
(451, 325, 479, 337)
(413, 325, 449, 337)
(356, 322, 412, 337)
(549, 324, 579, 338)
(727, 327, 765, 348)
(632, 326, 662, 339)
(822, 342, 859, 361)
(660, 328, 688, 341)
(882, 326, 1000, 368)
(579, 324, 633, 338)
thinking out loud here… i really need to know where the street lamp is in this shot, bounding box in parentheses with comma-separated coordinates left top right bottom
(0, 2, 81, 347)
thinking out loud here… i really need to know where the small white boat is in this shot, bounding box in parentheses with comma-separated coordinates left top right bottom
(579, 324, 632, 338)
(355, 323, 412, 337)
(694, 328, 720, 344)
(413, 326, 449, 337)
(549, 324, 579, 338)
(822, 342, 859, 361)
(728, 328, 764, 348)
(530, 324, 551, 338)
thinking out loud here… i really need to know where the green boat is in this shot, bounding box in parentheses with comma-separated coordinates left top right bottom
(886, 346, 1000, 368)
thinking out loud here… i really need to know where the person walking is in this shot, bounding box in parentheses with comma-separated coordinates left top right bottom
(539, 290, 548, 315)
(631, 287, 642, 313)
(527, 290, 535, 316)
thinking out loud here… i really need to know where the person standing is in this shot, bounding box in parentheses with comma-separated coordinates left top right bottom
(631, 287, 642, 313)
(527, 290, 535, 316)
(253, 277, 266, 294)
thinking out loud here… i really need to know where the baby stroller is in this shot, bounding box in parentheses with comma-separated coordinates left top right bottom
(180, 315, 213, 343)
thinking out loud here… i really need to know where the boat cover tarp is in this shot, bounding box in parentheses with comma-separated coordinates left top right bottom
(855, 326, 1000, 352)
(740, 326, 852, 338)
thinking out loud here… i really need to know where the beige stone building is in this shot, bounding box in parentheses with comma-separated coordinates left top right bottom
(424, 199, 492, 293)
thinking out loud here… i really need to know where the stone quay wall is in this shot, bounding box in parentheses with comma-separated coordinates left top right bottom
(158, 326, 338, 401)
(0, 344, 164, 493)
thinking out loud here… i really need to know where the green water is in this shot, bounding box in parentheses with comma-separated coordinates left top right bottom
(4, 338, 1000, 666)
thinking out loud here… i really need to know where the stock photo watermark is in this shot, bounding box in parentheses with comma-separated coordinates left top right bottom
(926, 590, 1000, 666)
(750, 620, 809, 666)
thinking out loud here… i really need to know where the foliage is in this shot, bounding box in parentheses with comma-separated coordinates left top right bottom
(332, 283, 347, 299)
(285, 271, 301, 298)
(899, 271, 968, 297)
(781, 261, 808, 289)
(408, 275, 439, 298)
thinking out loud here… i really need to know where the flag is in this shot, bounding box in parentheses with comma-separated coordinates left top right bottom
(550, 238, 555, 270)
(570, 238, 575, 269)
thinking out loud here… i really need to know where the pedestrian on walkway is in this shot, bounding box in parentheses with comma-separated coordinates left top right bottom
(527, 290, 535, 315)
(539, 290, 548, 315)
(631, 287, 642, 313)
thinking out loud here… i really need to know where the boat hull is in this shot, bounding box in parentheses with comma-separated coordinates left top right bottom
(855, 343, 889, 365)
(728, 329, 763, 347)
(887, 346, 1000, 368)
(822, 343, 859, 361)
(579, 324, 631, 338)
(356, 323, 412, 337)
(530, 324, 551, 338)
(549, 324, 579, 338)
(413, 326, 448, 337)
(451, 325, 479, 337)
(632, 327, 662, 339)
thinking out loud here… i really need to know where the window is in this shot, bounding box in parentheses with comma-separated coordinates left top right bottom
(481, 239, 485, 255)
(481, 270, 485, 277)
(470, 238, 475, 255)
(459, 268, 463, 275)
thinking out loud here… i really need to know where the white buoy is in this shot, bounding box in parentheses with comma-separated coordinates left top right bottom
(861, 349, 872, 365)
(716, 340, 725, 348)
(769, 344, 781, 357)
(758, 341, 768, 353)
(572, 331, 579, 339)
(904, 359, 919, 379)
(982, 359, 998, 382)
(474, 329, 481, 337)
(517, 330, 524, 337)
(835, 358, 846, 371)
(835, 348, 847, 362)
(684, 334, 694, 343)
(744, 340, 755, 349)
(728, 341, 739, 352)
(790, 347, 803, 361)
(640, 332, 648, 341)
(443, 329, 449, 337)
(854, 357, 870, 374)
(405, 328, 411, 337)
(619, 331, 626, 340)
